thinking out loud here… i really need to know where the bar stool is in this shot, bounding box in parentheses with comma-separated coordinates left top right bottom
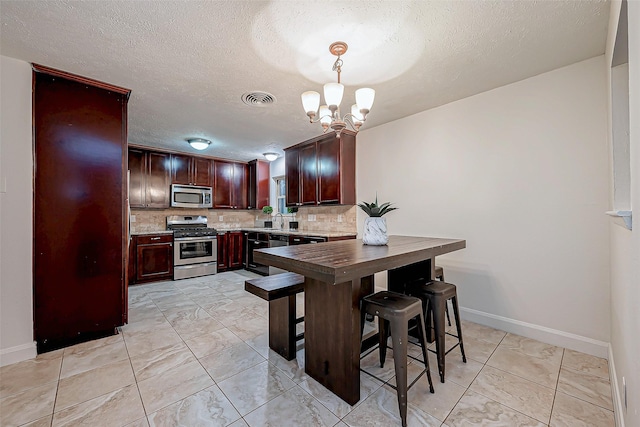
(406, 281, 466, 383)
(360, 291, 434, 427)
(434, 266, 451, 326)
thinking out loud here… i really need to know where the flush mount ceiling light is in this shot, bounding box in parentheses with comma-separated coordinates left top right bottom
(263, 152, 278, 161)
(186, 138, 211, 150)
(301, 41, 375, 137)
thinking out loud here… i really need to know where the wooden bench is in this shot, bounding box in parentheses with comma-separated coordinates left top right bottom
(245, 272, 305, 360)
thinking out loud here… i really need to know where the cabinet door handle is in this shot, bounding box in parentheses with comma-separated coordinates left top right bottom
(150, 237, 161, 240)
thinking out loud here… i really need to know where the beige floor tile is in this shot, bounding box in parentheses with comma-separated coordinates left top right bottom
(184, 327, 243, 358)
(359, 347, 398, 383)
(244, 332, 270, 358)
(63, 334, 124, 355)
(445, 390, 545, 426)
(60, 339, 129, 379)
(0, 353, 62, 398)
(130, 341, 196, 382)
(147, 385, 241, 427)
(124, 417, 150, 427)
(562, 349, 610, 379)
(487, 346, 561, 388)
(550, 391, 615, 426)
(226, 314, 269, 340)
(0, 382, 57, 426)
(406, 362, 465, 422)
(426, 350, 483, 388)
(500, 334, 563, 360)
(342, 384, 442, 427)
(243, 386, 340, 427)
(460, 320, 506, 344)
(52, 384, 145, 427)
(557, 367, 613, 411)
(229, 420, 249, 427)
(455, 334, 498, 364)
(299, 373, 382, 418)
(164, 306, 225, 340)
(217, 361, 297, 416)
(199, 341, 266, 382)
(137, 360, 214, 414)
(123, 325, 183, 358)
(55, 358, 135, 411)
(469, 365, 555, 424)
(265, 349, 309, 383)
(20, 415, 54, 427)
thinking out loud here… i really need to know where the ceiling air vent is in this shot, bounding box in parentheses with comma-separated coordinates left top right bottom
(241, 91, 276, 107)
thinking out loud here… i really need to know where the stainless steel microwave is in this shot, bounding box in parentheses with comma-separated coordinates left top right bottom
(170, 184, 213, 208)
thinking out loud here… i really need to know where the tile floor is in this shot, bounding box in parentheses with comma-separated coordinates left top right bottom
(0, 271, 615, 426)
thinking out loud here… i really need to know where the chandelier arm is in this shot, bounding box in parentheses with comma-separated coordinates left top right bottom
(306, 113, 334, 125)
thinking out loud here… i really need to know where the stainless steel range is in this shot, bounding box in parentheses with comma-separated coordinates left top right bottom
(167, 215, 217, 280)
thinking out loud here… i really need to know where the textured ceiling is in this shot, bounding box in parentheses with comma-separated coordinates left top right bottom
(0, 0, 610, 162)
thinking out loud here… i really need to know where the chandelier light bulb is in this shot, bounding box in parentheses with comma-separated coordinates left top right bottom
(323, 82, 344, 109)
(355, 88, 375, 114)
(301, 91, 320, 117)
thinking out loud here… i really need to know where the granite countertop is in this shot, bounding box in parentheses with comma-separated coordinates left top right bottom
(133, 228, 356, 238)
(131, 230, 174, 236)
(212, 227, 358, 238)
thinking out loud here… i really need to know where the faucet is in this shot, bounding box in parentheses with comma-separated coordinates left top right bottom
(274, 213, 285, 229)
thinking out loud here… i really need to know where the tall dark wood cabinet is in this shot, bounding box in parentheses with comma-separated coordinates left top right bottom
(33, 65, 131, 353)
(247, 159, 270, 210)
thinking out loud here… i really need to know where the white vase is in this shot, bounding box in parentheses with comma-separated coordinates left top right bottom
(362, 217, 388, 245)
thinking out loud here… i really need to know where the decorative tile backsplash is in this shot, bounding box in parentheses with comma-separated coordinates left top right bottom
(130, 206, 357, 234)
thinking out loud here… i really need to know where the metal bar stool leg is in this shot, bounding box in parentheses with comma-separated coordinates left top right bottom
(389, 317, 409, 427)
(451, 295, 466, 363)
(432, 296, 448, 383)
(415, 311, 435, 393)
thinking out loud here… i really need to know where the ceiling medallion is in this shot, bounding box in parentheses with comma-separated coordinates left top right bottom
(300, 41, 375, 137)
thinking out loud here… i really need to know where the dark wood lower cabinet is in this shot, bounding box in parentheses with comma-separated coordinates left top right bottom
(132, 235, 174, 283)
(228, 232, 244, 269)
(217, 231, 244, 272)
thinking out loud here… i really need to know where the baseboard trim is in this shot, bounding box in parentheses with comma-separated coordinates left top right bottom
(459, 306, 609, 358)
(0, 341, 37, 367)
(609, 344, 625, 427)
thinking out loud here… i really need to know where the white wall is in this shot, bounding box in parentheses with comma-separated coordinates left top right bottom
(607, 1, 640, 425)
(0, 56, 36, 365)
(357, 56, 610, 357)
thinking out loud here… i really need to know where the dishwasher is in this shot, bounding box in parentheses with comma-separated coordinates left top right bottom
(268, 234, 289, 275)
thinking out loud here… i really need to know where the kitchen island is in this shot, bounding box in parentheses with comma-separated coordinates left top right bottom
(254, 235, 466, 405)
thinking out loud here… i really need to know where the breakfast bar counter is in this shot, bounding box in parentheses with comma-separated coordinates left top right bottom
(254, 235, 466, 405)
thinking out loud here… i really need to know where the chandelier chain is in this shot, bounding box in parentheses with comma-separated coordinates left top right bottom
(332, 57, 343, 84)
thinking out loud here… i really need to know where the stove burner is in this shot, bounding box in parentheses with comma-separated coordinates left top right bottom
(167, 215, 217, 239)
(172, 227, 218, 238)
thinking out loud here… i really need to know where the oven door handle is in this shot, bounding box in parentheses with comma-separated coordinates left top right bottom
(174, 235, 217, 242)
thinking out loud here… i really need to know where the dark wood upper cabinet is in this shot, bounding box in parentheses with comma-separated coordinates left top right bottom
(285, 147, 301, 207)
(300, 143, 318, 205)
(193, 157, 212, 186)
(317, 131, 356, 205)
(33, 64, 130, 353)
(128, 149, 171, 209)
(147, 152, 172, 207)
(247, 159, 270, 210)
(285, 131, 356, 206)
(214, 160, 247, 209)
(128, 148, 146, 208)
(171, 154, 211, 186)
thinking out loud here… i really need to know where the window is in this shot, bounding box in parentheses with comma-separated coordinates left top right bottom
(275, 176, 286, 214)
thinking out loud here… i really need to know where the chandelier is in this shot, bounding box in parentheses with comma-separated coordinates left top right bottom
(301, 42, 375, 136)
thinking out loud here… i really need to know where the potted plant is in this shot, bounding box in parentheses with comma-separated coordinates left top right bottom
(357, 196, 397, 245)
(262, 206, 273, 228)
